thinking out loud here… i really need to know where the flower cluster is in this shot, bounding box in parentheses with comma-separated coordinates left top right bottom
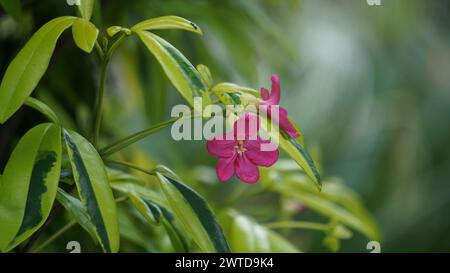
(207, 75, 299, 183)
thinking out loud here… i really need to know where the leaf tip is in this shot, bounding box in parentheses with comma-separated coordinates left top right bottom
(189, 21, 203, 35)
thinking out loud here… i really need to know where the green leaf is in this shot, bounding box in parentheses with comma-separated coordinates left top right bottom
(56, 188, 97, 241)
(280, 134, 321, 190)
(0, 16, 76, 124)
(135, 30, 208, 107)
(77, 0, 94, 21)
(157, 203, 190, 252)
(63, 129, 119, 253)
(131, 16, 203, 35)
(24, 97, 60, 124)
(274, 175, 381, 241)
(128, 193, 161, 225)
(196, 64, 213, 88)
(107, 168, 144, 184)
(0, 123, 62, 251)
(155, 166, 230, 253)
(106, 26, 131, 37)
(211, 82, 260, 97)
(260, 120, 317, 187)
(110, 180, 164, 204)
(110, 180, 188, 252)
(259, 116, 321, 190)
(72, 18, 99, 53)
(130, 194, 189, 252)
(0, 0, 21, 20)
(287, 116, 305, 146)
(318, 179, 380, 236)
(323, 222, 353, 252)
(219, 210, 300, 253)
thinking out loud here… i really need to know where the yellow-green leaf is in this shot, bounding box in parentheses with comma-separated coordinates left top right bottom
(0, 123, 62, 252)
(131, 16, 202, 35)
(260, 116, 321, 190)
(196, 64, 213, 88)
(274, 175, 381, 241)
(77, 0, 94, 21)
(155, 166, 230, 253)
(72, 18, 99, 53)
(135, 30, 207, 107)
(219, 210, 300, 253)
(63, 129, 119, 253)
(211, 82, 260, 97)
(110, 180, 189, 252)
(0, 16, 76, 123)
(106, 26, 131, 37)
(56, 188, 97, 241)
(280, 134, 321, 190)
(24, 97, 60, 124)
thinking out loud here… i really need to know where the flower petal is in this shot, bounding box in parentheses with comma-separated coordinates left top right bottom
(260, 87, 270, 100)
(217, 156, 236, 182)
(269, 74, 281, 104)
(261, 105, 299, 139)
(235, 154, 260, 183)
(233, 112, 260, 140)
(278, 107, 300, 138)
(244, 138, 279, 167)
(207, 132, 236, 158)
(261, 74, 281, 105)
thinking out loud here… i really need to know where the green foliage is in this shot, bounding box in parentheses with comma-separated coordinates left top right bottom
(135, 30, 207, 107)
(63, 129, 119, 252)
(131, 16, 203, 35)
(155, 166, 230, 253)
(0, 17, 76, 123)
(77, 0, 95, 21)
(219, 210, 300, 253)
(0, 123, 61, 251)
(0, 1, 381, 253)
(259, 116, 321, 190)
(24, 97, 60, 125)
(109, 177, 189, 252)
(265, 165, 381, 242)
(56, 188, 97, 241)
(72, 18, 99, 53)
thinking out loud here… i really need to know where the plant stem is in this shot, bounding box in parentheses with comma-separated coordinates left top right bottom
(100, 117, 180, 157)
(92, 33, 129, 146)
(92, 58, 109, 146)
(264, 221, 329, 232)
(106, 160, 156, 176)
(31, 220, 77, 253)
(105, 33, 127, 61)
(95, 41, 104, 60)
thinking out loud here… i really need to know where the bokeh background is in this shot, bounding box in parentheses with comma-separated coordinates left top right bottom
(1, 0, 450, 252)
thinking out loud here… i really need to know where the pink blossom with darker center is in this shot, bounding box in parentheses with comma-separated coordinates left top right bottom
(206, 113, 279, 183)
(260, 74, 300, 138)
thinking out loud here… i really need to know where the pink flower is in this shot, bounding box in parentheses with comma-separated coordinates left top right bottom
(260, 74, 300, 138)
(206, 113, 279, 183)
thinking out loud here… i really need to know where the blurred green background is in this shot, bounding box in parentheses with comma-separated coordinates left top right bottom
(1, 0, 450, 252)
